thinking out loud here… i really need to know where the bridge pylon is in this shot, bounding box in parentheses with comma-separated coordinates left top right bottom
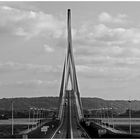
(58, 9, 84, 121)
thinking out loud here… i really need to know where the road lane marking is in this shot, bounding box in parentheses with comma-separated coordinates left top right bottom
(69, 93, 73, 138)
(51, 108, 65, 139)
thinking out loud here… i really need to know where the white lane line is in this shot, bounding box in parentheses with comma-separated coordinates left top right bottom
(50, 120, 63, 139)
(78, 122, 91, 138)
(69, 93, 73, 138)
(73, 94, 90, 138)
(51, 108, 65, 139)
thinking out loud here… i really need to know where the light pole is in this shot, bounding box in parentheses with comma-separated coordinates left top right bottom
(11, 99, 14, 136)
(95, 110, 98, 123)
(44, 109, 46, 119)
(106, 108, 109, 126)
(37, 108, 40, 126)
(36, 108, 38, 127)
(128, 100, 132, 134)
(92, 108, 104, 124)
(34, 108, 37, 127)
(111, 103, 114, 129)
(31, 108, 35, 129)
(103, 107, 110, 127)
(100, 110, 102, 125)
(95, 109, 99, 123)
(42, 108, 46, 120)
(102, 108, 105, 126)
(40, 109, 42, 124)
(38, 109, 40, 126)
(28, 108, 31, 131)
(111, 108, 114, 129)
(43, 108, 45, 120)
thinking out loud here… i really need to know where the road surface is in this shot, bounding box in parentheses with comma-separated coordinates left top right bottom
(51, 91, 89, 139)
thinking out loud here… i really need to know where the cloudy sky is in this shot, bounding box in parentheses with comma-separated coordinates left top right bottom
(0, 1, 140, 100)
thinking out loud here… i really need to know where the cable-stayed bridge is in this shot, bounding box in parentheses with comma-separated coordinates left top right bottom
(51, 9, 89, 139)
(20, 9, 90, 139)
(16, 9, 138, 139)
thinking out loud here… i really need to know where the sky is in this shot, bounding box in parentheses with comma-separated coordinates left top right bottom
(0, 1, 140, 100)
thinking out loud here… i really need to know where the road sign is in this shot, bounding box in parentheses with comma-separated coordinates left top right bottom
(85, 121, 90, 126)
(22, 134, 28, 139)
(41, 126, 49, 134)
(98, 129, 107, 136)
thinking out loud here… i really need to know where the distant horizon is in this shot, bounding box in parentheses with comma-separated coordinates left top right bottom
(0, 95, 138, 101)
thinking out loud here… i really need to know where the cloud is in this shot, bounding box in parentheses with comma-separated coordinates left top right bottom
(0, 79, 58, 88)
(91, 24, 132, 44)
(1, 5, 140, 85)
(73, 23, 140, 50)
(44, 44, 54, 53)
(74, 23, 140, 64)
(15, 27, 28, 36)
(98, 12, 127, 24)
(0, 5, 65, 39)
(1, 5, 139, 50)
(76, 64, 139, 81)
(76, 49, 140, 68)
(0, 61, 60, 74)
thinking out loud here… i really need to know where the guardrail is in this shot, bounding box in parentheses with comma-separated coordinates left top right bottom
(66, 92, 73, 138)
(51, 91, 90, 139)
(72, 93, 90, 138)
(50, 106, 65, 139)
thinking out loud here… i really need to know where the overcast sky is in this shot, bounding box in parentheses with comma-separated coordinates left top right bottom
(1, 1, 140, 100)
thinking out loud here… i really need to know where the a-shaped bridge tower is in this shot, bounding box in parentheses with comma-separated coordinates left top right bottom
(58, 9, 84, 121)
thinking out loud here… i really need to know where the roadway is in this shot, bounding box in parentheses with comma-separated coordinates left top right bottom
(51, 90, 89, 139)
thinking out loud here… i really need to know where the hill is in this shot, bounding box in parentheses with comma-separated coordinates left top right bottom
(0, 97, 58, 111)
(0, 97, 139, 114)
(82, 97, 140, 114)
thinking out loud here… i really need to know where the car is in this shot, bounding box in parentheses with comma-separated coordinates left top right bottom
(81, 133, 86, 138)
(57, 130, 61, 134)
(77, 126, 80, 129)
(64, 102, 67, 106)
(81, 133, 84, 137)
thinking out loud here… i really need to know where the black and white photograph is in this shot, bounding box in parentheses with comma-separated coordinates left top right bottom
(0, 1, 140, 139)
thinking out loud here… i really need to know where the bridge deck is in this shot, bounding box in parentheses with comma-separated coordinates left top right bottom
(95, 122, 127, 134)
(51, 91, 89, 139)
(19, 119, 50, 135)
